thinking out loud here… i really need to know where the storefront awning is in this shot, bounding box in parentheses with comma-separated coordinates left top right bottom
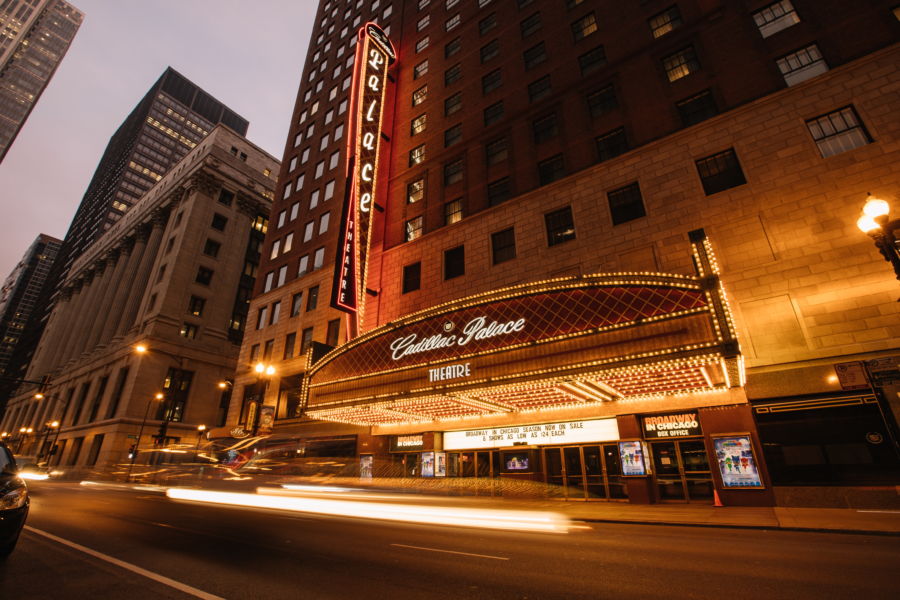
(302, 230, 742, 426)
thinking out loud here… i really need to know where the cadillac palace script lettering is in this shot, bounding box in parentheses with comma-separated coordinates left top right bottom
(390, 316, 526, 361)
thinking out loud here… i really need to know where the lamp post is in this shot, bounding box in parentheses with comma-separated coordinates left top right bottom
(135, 344, 185, 442)
(127, 393, 164, 482)
(857, 194, 900, 287)
(38, 421, 60, 466)
(195, 424, 206, 461)
(33, 392, 68, 467)
(16, 427, 33, 454)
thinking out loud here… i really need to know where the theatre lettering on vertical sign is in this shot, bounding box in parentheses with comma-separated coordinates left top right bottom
(331, 23, 396, 334)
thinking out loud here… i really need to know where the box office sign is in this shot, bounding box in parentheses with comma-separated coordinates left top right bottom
(641, 412, 702, 439)
(390, 434, 424, 452)
(444, 418, 619, 450)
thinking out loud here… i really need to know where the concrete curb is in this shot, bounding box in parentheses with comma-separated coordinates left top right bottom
(574, 516, 900, 537)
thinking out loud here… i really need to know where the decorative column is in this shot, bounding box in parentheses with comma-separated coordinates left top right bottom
(116, 210, 168, 339)
(78, 251, 122, 358)
(28, 286, 74, 378)
(47, 277, 88, 374)
(63, 260, 108, 368)
(98, 235, 143, 349)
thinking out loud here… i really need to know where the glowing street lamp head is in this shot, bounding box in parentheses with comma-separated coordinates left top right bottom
(255, 363, 265, 373)
(51, 421, 59, 428)
(198, 424, 206, 432)
(219, 382, 226, 388)
(136, 345, 147, 353)
(858, 215, 880, 233)
(156, 393, 164, 400)
(26, 428, 32, 434)
(266, 366, 275, 376)
(19, 427, 26, 433)
(34, 393, 43, 399)
(863, 196, 889, 219)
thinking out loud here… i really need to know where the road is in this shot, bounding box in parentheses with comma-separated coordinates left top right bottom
(1, 479, 898, 600)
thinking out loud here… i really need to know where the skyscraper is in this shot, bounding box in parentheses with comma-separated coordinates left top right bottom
(0, 233, 60, 375)
(0, 67, 250, 408)
(0, 0, 83, 163)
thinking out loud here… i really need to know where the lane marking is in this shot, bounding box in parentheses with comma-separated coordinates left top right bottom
(390, 543, 509, 560)
(24, 527, 226, 600)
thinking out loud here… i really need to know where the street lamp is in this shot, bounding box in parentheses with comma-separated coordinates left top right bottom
(16, 427, 33, 454)
(195, 424, 206, 460)
(135, 343, 186, 440)
(32, 392, 68, 466)
(857, 194, 900, 285)
(38, 421, 60, 467)
(127, 393, 165, 482)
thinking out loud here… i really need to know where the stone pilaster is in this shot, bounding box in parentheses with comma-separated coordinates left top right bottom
(81, 250, 126, 357)
(116, 210, 168, 339)
(99, 235, 142, 348)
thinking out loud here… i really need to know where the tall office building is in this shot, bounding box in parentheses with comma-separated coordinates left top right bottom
(0, 0, 83, 163)
(238, 2, 900, 506)
(0, 234, 60, 377)
(0, 67, 250, 410)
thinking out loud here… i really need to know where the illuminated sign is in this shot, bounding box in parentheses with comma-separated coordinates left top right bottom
(331, 23, 396, 332)
(390, 434, 424, 452)
(391, 316, 526, 361)
(444, 419, 619, 450)
(641, 411, 702, 439)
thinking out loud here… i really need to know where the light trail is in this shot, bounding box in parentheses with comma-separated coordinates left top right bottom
(166, 488, 571, 533)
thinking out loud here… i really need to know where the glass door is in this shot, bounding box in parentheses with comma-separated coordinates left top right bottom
(679, 440, 714, 502)
(582, 446, 608, 500)
(603, 444, 628, 500)
(563, 447, 586, 500)
(544, 448, 566, 498)
(461, 452, 476, 477)
(448, 452, 459, 477)
(651, 441, 686, 501)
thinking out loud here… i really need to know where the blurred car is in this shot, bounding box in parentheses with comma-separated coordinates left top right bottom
(0, 441, 29, 557)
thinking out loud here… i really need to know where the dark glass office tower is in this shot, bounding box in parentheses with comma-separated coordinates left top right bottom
(0, 67, 250, 410)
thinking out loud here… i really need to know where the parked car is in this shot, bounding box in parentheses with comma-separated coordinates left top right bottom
(0, 441, 28, 557)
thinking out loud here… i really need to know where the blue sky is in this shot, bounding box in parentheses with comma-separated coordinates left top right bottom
(0, 0, 317, 277)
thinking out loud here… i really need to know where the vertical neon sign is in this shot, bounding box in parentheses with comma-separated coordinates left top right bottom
(331, 23, 395, 338)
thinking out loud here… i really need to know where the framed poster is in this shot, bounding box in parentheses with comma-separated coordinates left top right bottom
(618, 440, 648, 476)
(257, 405, 275, 437)
(712, 433, 764, 489)
(434, 452, 446, 477)
(421, 451, 435, 477)
(360, 454, 373, 480)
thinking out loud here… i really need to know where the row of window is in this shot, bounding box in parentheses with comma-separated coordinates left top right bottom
(249, 317, 341, 364)
(402, 104, 873, 242)
(261, 247, 327, 295)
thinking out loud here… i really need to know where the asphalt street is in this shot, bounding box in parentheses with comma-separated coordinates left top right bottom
(2, 479, 899, 600)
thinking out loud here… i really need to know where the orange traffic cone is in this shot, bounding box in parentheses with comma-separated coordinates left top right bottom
(714, 490, 724, 507)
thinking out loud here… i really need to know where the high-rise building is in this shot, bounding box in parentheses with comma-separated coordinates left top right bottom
(0, 0, 83, 163)
(210, 3, 900, 506)
(0, 234, 60, 376)
(0, 125, 277, 474)
(0, 67, 251, 410)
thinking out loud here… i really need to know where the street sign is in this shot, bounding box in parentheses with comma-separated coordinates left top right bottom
(865, 357, 900, 387)
(834, 362, 869, 391)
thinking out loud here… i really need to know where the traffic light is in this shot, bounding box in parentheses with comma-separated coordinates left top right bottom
(128, 444, 136, 459)
(156, 420, 168, 441)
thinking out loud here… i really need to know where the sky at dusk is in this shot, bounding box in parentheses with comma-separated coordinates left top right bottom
(0, 0, 317, 278)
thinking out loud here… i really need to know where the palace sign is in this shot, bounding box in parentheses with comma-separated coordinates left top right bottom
(331, 23, 396, 329)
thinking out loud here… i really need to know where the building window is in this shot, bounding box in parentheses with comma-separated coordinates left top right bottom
(164, 237, 176, 255)
(445, 37, 460, 58)
(546, 207, 576, 246)
(419, 0, 430, 9)
(538, 154, 566, 186)
(257, 307, 268, 330)
(524, 42, 546, 70)
(315, 160, 325, 178)
(188, 296, 205, 317)
(479, 13, 497, 35)
(410, 145, 426, 167)
(270, 240, 281, 260)
(528, 76, 552, 102)
(446, 13, 460, 31)
(218, 189, 234, 207)
(696, 149, 747, 195)
(304, 221, 315, 242)
(249, 344, 260, 363)
(230, 314, 244, 333)
(444, 159, 463, 184)
(488, 178, 510, 206)
(319, 212, 330, 234)
(263, 339, 275, 362)
(446, 0, 459, 7)
(587, 85, 618, 118)
(411, 114, 427, 136)
(579, 46, 606, 75)
(413, 86, 428, 106)
(445, 199, 463, 225)
(445, 125, 463, 148)
(277, 265, 288, 287)
(313, 247, 325, 270)
(147, 293, 157, 312)
(283, 333, 296, 360)
(243, 261, 258, 278)
(203, 239, 220, 258)
(291, 292, 304, 318)
(445, 63, 461, 85)
(663, 47, 700, 82)
(416, 36, 429, 53)
(520, 12, 541, 38)
(492, 228, 516, 265)
(262, 271, 274, 292)
(486, 138, 507, 166)
(310, 190, 320, 210)
(406, 216, 424, 242)
(607, 183, 646, 226)
(753, 1, 800, 38)
(329, 151, 340, 170)
(594, 127, 629, 163)
(327, 319, 341, 346)
(777, 44, 828, 86)
(307, 286, 319, 311)
(414, 60, 429, 79)
(445, 92, 462, 116)
(649, 5, 683, 38)
(417, 15, 430, 31)
(408, 179, 425, 204)
(300, 328, 314, 355)
(676, 90, 719, 128)
(403, 262, 421, 294)
(482, 69, 502, 94)
(483, 101, 504, 126)
(444, 246, 465, 280)
(195, 267, 213, 286)
(211, 213, 228, 231)
(297, 255, 309, 277)
(270, 301, 281, 325)
(572, 12, 597, 41)
(324, 181, 335, 201)
(806, 107, 871, 158)
(481, 39, 499, 63)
